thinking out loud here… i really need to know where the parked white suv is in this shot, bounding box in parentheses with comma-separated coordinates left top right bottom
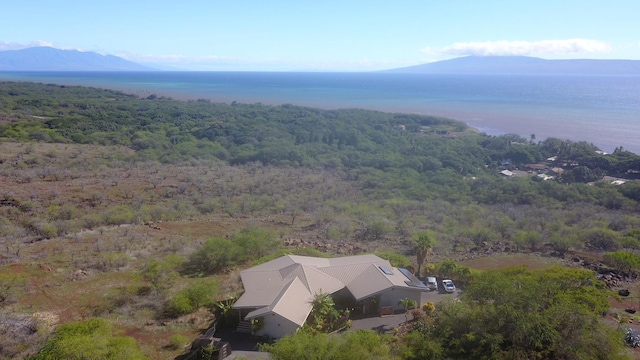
(442, 279, 456, 293)
(425, 277, 438, 291)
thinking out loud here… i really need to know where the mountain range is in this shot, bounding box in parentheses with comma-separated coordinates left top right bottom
(2, 47, 640, 74)
(0, 47, 152, 71)
(387, 56, 640, 75)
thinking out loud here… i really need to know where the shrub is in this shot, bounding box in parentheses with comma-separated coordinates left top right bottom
(142, 255, 184, 293)
(375, 252, 412, 268)
(165, 279, 218, 317)
(168, 334, 189, 350)
(603, 251, 640, 276)
(411, 308, 423, 321)
(422, 302, 435, 315)
(28, 318, 148, 360)
(82, 213, 104, 229)
(37, 222, 58, 239)
(166, 293, 194, 317)
(582, 227, 621, 251)
(184, 237, 241, 275)
(103, 205, 136, 225)
(362, 219, 390, 240)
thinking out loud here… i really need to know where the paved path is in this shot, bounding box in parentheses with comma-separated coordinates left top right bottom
(224, 350, 271, 359)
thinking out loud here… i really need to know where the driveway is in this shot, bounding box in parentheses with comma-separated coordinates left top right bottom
(349, 289, 460, 334)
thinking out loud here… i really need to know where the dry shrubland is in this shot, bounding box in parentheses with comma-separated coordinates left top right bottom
(0, 141, 377, 359)
(1, 141, 639, 358)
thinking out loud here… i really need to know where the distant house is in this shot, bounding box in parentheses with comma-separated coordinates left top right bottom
(500, 170, 514, 177)
(525, 164, 546, 172)
(549, 167, 565, 175)
(232, 254, 427, 339)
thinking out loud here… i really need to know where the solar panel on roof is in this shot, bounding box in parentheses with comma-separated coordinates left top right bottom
(399, 268, 427, 288)
(379, 265, 393, 275)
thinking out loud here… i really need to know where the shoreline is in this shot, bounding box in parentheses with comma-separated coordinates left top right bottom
(1, 72, 637, 154)
(31, 83, 640, 154)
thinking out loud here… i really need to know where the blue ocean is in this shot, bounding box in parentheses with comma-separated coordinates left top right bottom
(1, 71, 639, 154)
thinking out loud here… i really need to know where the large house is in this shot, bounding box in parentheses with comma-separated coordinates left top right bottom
(232, 254, 427, 339)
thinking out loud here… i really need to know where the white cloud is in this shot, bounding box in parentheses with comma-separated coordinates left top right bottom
(437, 39, 612, 56)
(117, 51, 411, 71)
(119, 52, 245, 65)
(420, 46, 435, 55)
(0, 40, 55, 51)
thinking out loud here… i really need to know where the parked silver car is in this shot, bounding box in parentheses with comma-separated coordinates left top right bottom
(442, 279, 456, 293)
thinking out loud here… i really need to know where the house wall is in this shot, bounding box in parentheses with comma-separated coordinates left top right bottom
(255, 313, 300, 339)
(379, 288, 422, 310)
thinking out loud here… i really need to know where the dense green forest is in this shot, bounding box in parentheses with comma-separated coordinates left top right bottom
(2, 81, 639, 204)
(1, 81, 640, 359)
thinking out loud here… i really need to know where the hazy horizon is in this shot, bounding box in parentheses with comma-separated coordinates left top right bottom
(2, 1, 640, 71)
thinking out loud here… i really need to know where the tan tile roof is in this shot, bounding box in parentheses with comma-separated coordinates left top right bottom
(346, 264, 401, 300)
(234, 254, 427, 324)
(245, 277, 314, 327)
(233, 286, 284, 309)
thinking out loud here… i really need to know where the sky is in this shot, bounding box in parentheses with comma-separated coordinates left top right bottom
(1, 0, 639, 71)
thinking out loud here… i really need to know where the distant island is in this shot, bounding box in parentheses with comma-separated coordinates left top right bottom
(3, 46, 640, 74)
(385, 55, 640, 75)
(0, 46, 153, 71)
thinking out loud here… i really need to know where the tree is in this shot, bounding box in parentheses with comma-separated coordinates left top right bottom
(603, 251, 640, 277)
(0, 273, 26, 305)
(141, 255, 184, 294)
(362, 219, 389, 241)
(166, 279, 218, 317)
(514, 230, 542, 251)
(582, 227, 621, 251)
(412, 231, 435, 277)
(398, 298, 418, 324)
(308, 292, 340, 332)
(233, 227, 279, 260)
(548, 231, 578, 256)
(184, 237, 241, 275)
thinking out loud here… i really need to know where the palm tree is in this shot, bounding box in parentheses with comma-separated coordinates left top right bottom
(413, 231, 435, 278)
(398, 298, 418, 323)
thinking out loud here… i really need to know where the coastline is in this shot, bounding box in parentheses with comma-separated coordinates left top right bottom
(1, 71, 638, 154)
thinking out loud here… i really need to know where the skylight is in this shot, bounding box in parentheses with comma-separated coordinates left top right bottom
(379, 265, 393, 275)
